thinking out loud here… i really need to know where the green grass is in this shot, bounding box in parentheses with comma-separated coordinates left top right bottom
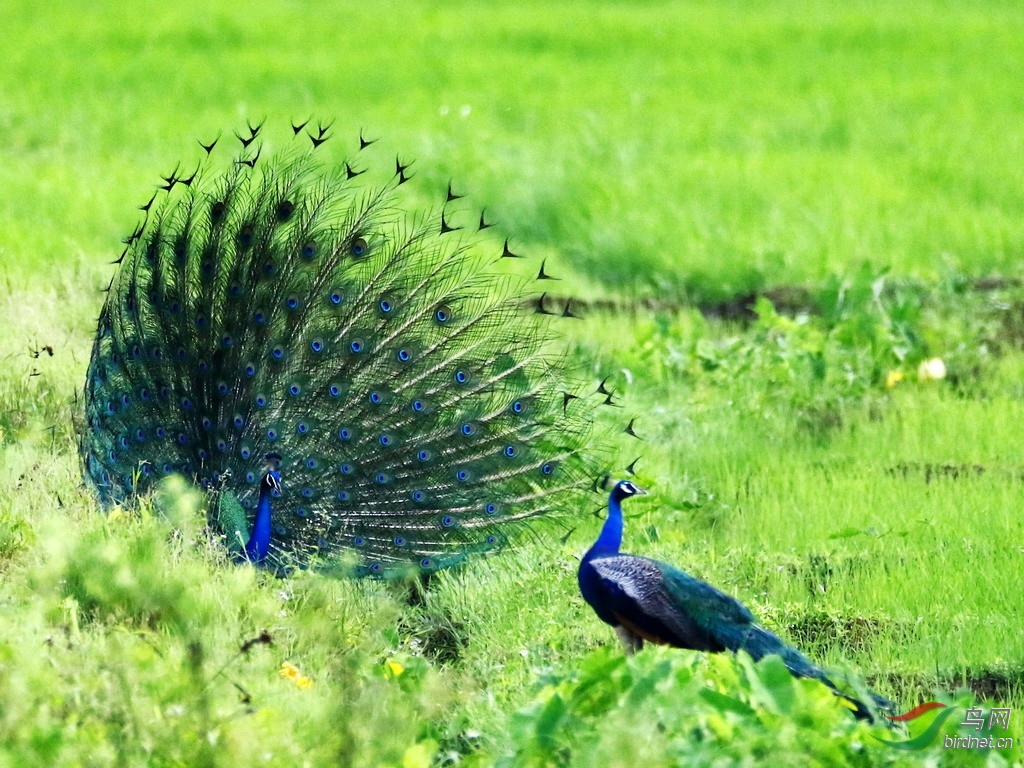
(3, 0, 1024, 298)
(3, 0, 1024, 764)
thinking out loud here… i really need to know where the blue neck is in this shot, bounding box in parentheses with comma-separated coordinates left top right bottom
(584, 491, 624, 561)
(245, 480, 274, 564)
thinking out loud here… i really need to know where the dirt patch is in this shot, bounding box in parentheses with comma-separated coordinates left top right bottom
(887, 462, 987, 483)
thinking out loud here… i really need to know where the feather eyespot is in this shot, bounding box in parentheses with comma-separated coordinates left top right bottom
(351, 237, 368, 257)
(276, 200, 295, 221)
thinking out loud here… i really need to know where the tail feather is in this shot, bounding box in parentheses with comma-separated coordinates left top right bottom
(739, 625, 891, 722)
(82, 122, 619, 576)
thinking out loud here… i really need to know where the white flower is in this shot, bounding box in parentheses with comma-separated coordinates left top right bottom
(917, 358, 946, 382)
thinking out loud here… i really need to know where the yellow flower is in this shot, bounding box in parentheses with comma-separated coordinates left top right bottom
(885, 370, 904, 389)
(280, 661, 313, 687)
(917, 357, 946, 382)
(385, 658, 405, 677)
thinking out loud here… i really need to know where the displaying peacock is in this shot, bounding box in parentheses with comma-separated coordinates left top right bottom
(80, 119, 618, 577)
(578, 480, 895, 721)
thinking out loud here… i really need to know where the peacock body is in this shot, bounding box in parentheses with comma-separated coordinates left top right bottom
(579, 481, 895, 721)
(81, 120, 607, 577)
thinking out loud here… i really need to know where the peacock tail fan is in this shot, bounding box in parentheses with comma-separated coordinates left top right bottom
(80, 119, 627, 578)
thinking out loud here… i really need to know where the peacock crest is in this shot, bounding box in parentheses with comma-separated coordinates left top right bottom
(80, 119, 629, 577)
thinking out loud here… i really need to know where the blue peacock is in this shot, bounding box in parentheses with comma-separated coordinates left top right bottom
(80, 119, 615, 577)
(579, 480, 895, 721)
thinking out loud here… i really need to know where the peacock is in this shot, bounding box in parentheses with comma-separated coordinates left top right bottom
(578, 480, 895, 721)
(80, 119, 618, 577)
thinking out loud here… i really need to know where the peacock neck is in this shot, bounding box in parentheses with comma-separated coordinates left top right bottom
(584, 491, 624, 562)
(245, 476, 274, 564)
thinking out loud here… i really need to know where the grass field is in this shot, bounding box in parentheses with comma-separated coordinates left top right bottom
(2, 1, 1024, 765)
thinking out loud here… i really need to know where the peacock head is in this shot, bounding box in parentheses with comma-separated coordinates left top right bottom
(262, 470, 282, 495)
(610, 479, 646, 503)
(262, 452, 282, 495)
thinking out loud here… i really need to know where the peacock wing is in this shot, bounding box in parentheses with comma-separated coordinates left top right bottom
(588, 555, 733, 651)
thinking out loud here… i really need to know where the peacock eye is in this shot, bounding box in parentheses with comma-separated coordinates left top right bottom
(351, 237, 368, 257)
